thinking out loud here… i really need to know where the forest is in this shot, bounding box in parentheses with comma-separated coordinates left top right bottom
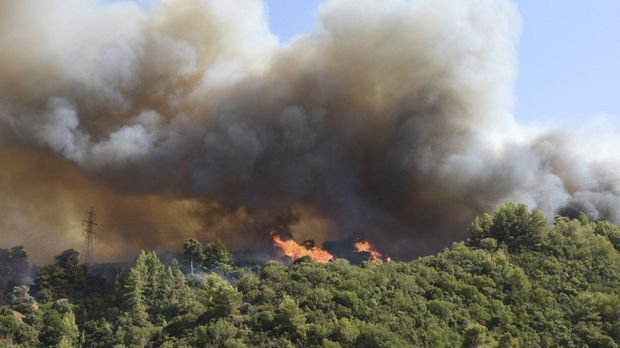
(1, 203, 619, 347)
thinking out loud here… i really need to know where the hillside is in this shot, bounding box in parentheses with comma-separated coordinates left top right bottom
(1, 204, 619, 347)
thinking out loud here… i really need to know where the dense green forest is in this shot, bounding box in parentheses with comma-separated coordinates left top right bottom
(1, 203, 619, 347)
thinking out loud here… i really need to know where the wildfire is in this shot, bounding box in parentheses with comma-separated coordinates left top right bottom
(353, 240, 382, 261)
(272, 230, 333, 264)
(271, 230, 391, 264)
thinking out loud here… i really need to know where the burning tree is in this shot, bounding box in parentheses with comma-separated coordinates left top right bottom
(271, 230, 334, 264)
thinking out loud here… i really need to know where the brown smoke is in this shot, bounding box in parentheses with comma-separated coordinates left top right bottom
(1, 0, 618, 263)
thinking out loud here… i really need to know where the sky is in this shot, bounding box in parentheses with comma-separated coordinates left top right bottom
(265, 0, 620, 130)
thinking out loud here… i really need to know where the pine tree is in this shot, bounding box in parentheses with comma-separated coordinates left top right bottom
(115, 251, 153, 346)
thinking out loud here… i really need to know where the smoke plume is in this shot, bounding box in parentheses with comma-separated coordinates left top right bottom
(1, 0, 618, 262)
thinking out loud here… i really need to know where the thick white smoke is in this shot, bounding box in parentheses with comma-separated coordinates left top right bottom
(0, 0, 618, 261)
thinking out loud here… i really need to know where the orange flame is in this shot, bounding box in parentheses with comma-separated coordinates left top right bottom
(353, 240, 382, 261)
(272, 230, 333, 264)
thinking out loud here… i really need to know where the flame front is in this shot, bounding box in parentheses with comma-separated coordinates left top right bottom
(272, 230, 333, 264)
(354, 240, 382, 261)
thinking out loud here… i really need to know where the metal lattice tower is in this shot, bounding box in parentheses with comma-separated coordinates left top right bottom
(82, 206, 97, 264)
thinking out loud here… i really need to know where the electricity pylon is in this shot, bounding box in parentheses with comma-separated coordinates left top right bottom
(82, 206, 97, 264)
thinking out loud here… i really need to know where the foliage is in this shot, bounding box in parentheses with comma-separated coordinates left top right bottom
(33, 249, 107, 305)
(183, 239, 233, 272)
(2, 203, 620, 347)
(9, 285, 34, 315)
(38, 299, 80, 347)
(0, 246, 32, 304)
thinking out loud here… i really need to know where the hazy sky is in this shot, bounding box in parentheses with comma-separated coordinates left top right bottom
(265, 0, 620, 129)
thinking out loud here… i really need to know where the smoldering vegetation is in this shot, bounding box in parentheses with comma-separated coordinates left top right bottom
(0, 0, 618, 262)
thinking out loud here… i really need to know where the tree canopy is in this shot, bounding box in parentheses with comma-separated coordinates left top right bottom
(1, 203, 619, 347)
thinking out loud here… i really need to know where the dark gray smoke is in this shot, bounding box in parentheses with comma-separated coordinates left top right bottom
(1, 0, 618, 262)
